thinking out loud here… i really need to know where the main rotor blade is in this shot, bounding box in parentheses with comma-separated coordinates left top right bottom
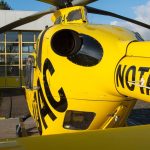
(0, 7, 56, 34)
(37, 0, 73, 7)
(86, 6, 150, 29)
(38, 0, 97, 7)
(72, 0, 98, 6)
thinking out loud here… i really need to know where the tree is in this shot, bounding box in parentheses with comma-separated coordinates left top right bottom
(0, 0, 12, 10)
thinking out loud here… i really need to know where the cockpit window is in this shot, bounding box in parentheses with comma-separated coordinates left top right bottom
(134, 32, 144, 41)
(67, 9, 82, 21)
(68, 34, 103, 67)
(54, 16, 62, 24)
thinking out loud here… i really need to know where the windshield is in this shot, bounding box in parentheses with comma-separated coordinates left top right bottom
(67, 9, 82, 22)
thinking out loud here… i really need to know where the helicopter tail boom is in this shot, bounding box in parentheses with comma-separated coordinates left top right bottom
(116, 41, 150, 102)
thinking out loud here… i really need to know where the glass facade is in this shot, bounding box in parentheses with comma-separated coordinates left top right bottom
(0, 43, 5, 53)
(0, 31, 40, 88)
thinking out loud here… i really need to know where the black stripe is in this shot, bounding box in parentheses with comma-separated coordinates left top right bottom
(37, 79, 57, 122)
(43, 59, 68, 112)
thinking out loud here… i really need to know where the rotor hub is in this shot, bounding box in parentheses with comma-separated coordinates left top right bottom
(64, 0, 73, 7)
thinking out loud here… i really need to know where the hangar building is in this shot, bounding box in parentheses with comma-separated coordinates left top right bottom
(0, 10, 52, 88)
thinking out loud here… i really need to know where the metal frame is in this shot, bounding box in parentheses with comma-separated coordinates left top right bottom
(0, 30, 41, 88)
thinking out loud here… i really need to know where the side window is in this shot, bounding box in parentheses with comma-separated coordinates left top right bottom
(68, 34, 103, 67)
(67, 9, 82, 21)
(134, 32, 144, 41)
(25, 55, 35, 89)
(54, 16, 62, 24)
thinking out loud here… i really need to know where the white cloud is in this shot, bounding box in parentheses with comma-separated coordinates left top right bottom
(110, 1, 150, 40)
(110, 21, 118, 26)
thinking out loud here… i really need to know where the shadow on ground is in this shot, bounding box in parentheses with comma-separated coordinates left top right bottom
(128, 108, 150, 125)
(0, 88, 29, 118)
(0, 88, 25, 97)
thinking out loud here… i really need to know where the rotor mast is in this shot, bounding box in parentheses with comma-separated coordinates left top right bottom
(64, 0, 73, 7)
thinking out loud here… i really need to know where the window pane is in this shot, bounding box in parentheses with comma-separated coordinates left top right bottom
(7, 66, 19, 76)
(67, 9, 82, 21)
(0, 66, 5, 76)
(6, 43, 19, 53)
(63, 110, 95, 130)
(0, 33, 5, 42)
(7, 54, 19, 65)
(0, 55, 5, 65)
(54, 16, 62, 24)
(35, 31, 41, 41)
(6, 32, 18, 42)
(22, 54, 29, 64)
(22, 43, 34, 53)
(22, 32, 34, 42)
(0, 43, 5, 53)
(22, 66, 26, 77)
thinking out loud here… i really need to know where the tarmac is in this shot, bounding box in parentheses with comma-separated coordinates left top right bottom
(0, 117, 39, 139)
(0, 88, 39, 139)
(0, 89, 29, 118)
(1, 88, 150, 140)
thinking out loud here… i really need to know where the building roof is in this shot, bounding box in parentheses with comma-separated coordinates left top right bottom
(0, 10, 53, 31)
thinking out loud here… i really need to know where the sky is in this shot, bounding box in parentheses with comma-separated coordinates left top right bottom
(4, 0, 150, 40)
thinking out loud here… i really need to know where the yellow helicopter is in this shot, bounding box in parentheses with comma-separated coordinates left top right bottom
(1, 0, 150, 149)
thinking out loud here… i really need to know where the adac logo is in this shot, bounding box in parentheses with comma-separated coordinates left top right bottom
(33, 58, 68, 134)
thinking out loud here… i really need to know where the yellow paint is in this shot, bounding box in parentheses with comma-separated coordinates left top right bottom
(1, 125, 150, 150)
(127, 41, 150, 57)
(1, 5, 150, 149)
(116, 56, 150, 102)
(0, 77, 5, 88)
(0, 77, 21, 88)
(5, 77, 21, 88)
(51, 6, 88, 24)
(23, 6, 150, 136)
(24, 5, 139, 135)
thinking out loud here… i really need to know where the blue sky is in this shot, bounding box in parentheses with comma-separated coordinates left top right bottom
(89, 0, 149, 24)
(4, 0, 148, 23)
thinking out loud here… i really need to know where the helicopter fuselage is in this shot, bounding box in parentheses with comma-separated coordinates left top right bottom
(24, 22, 146, 135)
